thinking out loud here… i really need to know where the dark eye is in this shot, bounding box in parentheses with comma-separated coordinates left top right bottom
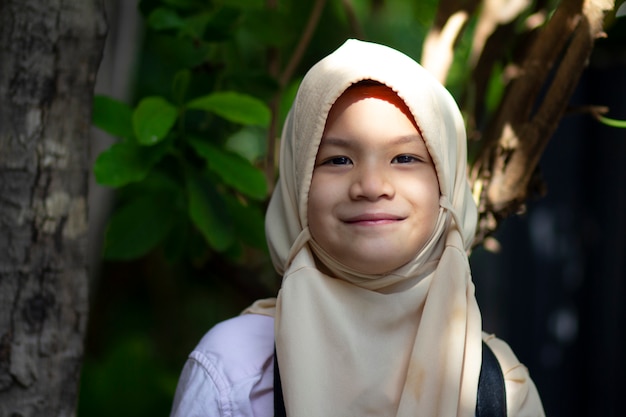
(392, 155, 418, 164)
(324, 156, 352, 165)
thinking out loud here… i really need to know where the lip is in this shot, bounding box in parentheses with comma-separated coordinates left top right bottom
(343, 213, 405, 225)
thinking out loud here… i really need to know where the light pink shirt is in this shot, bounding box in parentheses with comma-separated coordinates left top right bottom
(169, 314, 275, 417)
(170, 313, 542, 417)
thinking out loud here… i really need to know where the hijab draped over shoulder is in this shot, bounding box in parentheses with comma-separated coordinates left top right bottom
(245, 39, 542, 417)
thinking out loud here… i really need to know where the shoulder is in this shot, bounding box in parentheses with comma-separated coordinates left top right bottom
(170, 314, 275, 417)
(193, 313, 275, 380)
(482, 333, 545, 417)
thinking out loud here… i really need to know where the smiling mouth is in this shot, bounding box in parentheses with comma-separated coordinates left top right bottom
(344, 214, 405, 225)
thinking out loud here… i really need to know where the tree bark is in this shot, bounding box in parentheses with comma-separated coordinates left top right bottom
(0, 1, 106, 415)
(470, 0, 614, 244)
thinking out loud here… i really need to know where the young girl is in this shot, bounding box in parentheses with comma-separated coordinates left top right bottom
(170, 39, 544, 417)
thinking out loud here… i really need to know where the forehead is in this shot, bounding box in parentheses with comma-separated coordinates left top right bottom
(325, 84, 419, 133)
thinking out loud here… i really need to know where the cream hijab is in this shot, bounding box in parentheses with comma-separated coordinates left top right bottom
(248, 39, 482, 416)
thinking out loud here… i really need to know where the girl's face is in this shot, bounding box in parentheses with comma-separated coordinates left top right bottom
(307, 86, 440, 275)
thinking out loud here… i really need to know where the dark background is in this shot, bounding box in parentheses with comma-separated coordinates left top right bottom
(473, 52, 626, 416)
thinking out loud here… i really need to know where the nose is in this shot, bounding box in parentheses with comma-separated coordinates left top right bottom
(348, 164, 395, 201)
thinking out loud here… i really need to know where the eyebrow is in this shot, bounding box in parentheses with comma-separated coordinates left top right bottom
(320, 134, 424, 148)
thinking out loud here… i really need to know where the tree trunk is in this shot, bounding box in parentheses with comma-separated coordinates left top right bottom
(0, 1, 107, 415)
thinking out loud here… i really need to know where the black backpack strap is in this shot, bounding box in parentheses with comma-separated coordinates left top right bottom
(476, 341, 507, 417)
(274, 347, 287, 417)
(273, 342, 507, 417)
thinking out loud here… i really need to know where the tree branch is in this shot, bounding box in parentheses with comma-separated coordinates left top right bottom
(470, 0, 531, 67)
(279, 0, 327, 88)
(265, 0, 328, 190)
(465, 0, 534, 130)
(471, 0, 614, 245)
(340, 0, 365, 39)
(421, 0, 481, 83)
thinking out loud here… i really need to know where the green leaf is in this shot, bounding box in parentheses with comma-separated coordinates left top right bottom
(485, 62, 505, 115)
(241, 10, 294, 46)
(149, 33, 213, 69)
(93, 141, 169, 187)
(162, 215, 190, 263)
(92, 95, 134, 140)
(202, 7, 241, 41)
(103, 195, 176, 260)
(187, 91, 270, 127)
(172, 69, 191, 104)
(598, 115, 626, 128)
(224, 195, 266, 250)
(188, 137, 267, 199)
(221, 0, 263, 9)
(180, 12, 213, 39)
(147, 7, 186, 31)
(224, 126, 266, 162)
(133, 96, 178, 146)
(125, 169, 182, 197)
(162, 0, 204, 9)
(185, 169, 234, 251)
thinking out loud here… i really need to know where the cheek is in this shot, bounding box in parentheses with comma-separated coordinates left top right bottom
(307, 173, 345, 245)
